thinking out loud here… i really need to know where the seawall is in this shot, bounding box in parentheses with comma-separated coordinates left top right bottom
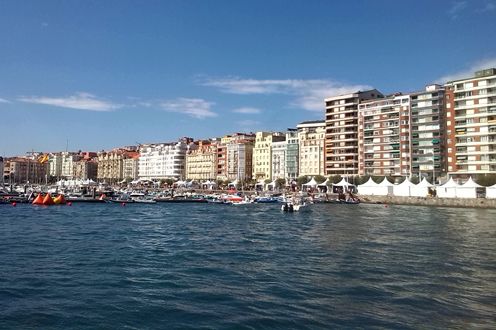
(359, 195, 496, 209)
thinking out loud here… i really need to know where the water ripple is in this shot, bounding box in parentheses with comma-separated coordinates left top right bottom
(1, 203, 495, 329)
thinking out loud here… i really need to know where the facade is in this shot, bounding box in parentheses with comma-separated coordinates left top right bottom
(138, 139, 193, 180)
(97, 150, 126, 182)
(227, 142, 253, 182)
(216, 143, 228, 181)
(444, 68, 496, 175)
(271, 141, 286, 180)
(410, 85, 446, 182)
(48, 153, 63, 178)
(358, 94, 411, 177)
(73, 160, 98, 180)
(0, 157, 4, 185)
(61, 152, 82, 178)
(285, 129, 299, 181)
(4, 157, 48, 184)
(252, 132, 285, 181)
(325, 89, 384, 176)
(123, 153, 140, 180)
(186, 140, 218, 180)
(297, 121, 326, 177)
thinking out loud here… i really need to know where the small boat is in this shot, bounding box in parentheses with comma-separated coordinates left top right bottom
(281, 202, 307, 212)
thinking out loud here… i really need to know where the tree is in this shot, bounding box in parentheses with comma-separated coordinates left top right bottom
(275, 178, 286, 189)
(296, 175, 309, 187)
(314, 175, 326, 184)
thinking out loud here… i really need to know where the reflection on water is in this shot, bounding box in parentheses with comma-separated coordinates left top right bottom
(0, 203, 495, 329)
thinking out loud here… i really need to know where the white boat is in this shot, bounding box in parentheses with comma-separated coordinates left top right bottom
(281, 202, 306, 212)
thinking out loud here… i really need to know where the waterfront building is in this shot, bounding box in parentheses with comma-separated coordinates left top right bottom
(358, 94, 411, 177)
(325, 90, 384, 176)
(186, 140, 218, 181)
(138, 138, 193, 180)
(216, 143, 228, 181)
(0, 156, 4, 185)
(285, 128, 299, 181)
(227, 140, 253, 182)
(444, 68, 496, 175)
(123, 152, 140, 181)
(98, 148, 138, 182)
(252, 132, 285, 181)
(61, 152, 82, 178)
(73, 159, 98, 180)
(271, 140, 286, 180)
(410, 85, 446, 182)
(48, 153, 63, 178)
(4, 157, 48, 184)
(297, 120, 326, 177)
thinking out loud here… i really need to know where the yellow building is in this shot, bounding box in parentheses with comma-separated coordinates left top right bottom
(186, 140, 218, 180)
(252, 132, 285, 180)
(297, 121, 326, 177)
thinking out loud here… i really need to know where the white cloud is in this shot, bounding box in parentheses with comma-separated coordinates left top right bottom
(19, 92, 121, 111)
(232, 107, 262, 114)
(0, 98, 10, 103)
(436, 57, 496, 83)
(160, 98, 217, 119)
(202, 77, 371, 112)
(448, 1, 468, 19)
(480, 2, 496, 12)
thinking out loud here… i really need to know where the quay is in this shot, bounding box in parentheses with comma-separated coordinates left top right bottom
(359, 195, 496, 209)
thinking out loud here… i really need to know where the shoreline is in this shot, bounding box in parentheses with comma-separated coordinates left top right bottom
(358, 195, 496, 209)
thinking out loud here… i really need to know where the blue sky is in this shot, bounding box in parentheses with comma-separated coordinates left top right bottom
(1, 0, 495, 156)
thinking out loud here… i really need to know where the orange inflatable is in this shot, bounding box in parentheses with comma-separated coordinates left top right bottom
(32, 193, 44, 205)
(42, 193, 55, 205)
(53, 194, 66, 204)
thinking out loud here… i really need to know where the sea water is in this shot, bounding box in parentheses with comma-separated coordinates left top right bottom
(1, 203, 495, 329)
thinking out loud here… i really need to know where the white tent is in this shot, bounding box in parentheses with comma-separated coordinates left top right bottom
(357, 177, 379, 195)
(302, 177, 318, 189)
(266, 180, 277, 191)
(331, 178, 356, 193)
(410, 178, 434, 197)
(486, 184, 496, 199)
(393, 178, 415, 197)
(175, 180, 187, 187)
(228, 180, 238, 189)
(437, 177, 459, 198)
(318, 178, 329, 187)
(456, 177, 483, 198)
(376, 177, 394, 196)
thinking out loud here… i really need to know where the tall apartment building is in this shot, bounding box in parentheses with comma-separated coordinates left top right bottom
(297, 120, 325, 177)
(138, 139, 193, 180)
(61, 152, 82, 178)
(252, 132, 285, 181)
(48, 153, 63, 178)
(285, 128, 299, 181)
(445, 68, 496, 175)
(410, 84, 446, 182)
(358, 94, 411, 177)
(215, 133, 255, 182)
(325, 89, 383, 176)
(271, 140, 286, 180)
(186, 140, 218, 180)
(227, 142, 253, 182)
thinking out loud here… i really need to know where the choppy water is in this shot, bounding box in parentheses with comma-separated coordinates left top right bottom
(0, 202, 495, 329)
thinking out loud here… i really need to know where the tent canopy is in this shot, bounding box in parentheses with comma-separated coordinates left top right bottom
(359, 177, 379, 187)
(417, 177, 434, 187)
(332, 178, 354, 187)
(378, 177, 394, 186)
(318, 178, 330, 186)
(460, 177, 482, 188)
(440, 177, 460, 188)
(302, 177, 318, 187)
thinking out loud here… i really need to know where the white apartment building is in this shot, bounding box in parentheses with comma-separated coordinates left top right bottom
(445, 68, 496, 175)
(252, 132, 285, 181)
(138, 139, 192, 180)
(227, 142, 253, 182)
(271, 140, 286, 180)
(358, 94, 411, 177)
(297, 120, 326, 177)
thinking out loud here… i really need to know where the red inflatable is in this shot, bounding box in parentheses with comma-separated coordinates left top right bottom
(32, 194, 44, 205)
(42, 193, 55, 205)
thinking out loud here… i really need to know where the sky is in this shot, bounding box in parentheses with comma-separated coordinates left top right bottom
(1, 0, 495, 156)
